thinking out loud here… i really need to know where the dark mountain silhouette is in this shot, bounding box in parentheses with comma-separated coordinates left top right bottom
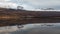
(0, 8, 60, 26)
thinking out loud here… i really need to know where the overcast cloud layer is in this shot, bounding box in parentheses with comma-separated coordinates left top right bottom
(0, 0, 60, 10)
(0, 0, 18, 9)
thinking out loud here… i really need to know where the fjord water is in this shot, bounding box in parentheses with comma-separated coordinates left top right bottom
(0, 23, 60, 34)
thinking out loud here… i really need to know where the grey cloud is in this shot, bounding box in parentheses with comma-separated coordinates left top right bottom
(19, 0, 60, 10)
(0, 0, 60, 10)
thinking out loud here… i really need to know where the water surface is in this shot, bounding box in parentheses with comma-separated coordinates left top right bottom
(0, 23, 60, 34)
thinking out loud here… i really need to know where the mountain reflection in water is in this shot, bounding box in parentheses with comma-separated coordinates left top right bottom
(0, 23, 60, 34)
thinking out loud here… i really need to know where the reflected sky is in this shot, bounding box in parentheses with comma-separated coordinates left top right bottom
(0, 23, 60, 34)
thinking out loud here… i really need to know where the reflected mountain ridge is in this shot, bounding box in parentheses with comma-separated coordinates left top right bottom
(0, 23, 60, 34)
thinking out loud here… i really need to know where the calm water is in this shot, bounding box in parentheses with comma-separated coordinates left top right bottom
(0, 23, 60, 34)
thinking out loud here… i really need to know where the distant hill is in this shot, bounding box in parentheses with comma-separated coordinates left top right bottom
(0, 8, 60, 26)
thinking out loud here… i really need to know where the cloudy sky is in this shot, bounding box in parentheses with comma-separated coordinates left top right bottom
(0, 0, 60, 10)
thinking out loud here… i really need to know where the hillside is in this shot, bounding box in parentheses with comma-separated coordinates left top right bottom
(0, 8, 60, 26)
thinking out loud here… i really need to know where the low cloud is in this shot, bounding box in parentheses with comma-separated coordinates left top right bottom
(0, 0, 18, 9)
(0, 0, 60, 10)
(0, 0, 11, 2)
(0, 2, 18, 8)
(20, 0, 60, 10)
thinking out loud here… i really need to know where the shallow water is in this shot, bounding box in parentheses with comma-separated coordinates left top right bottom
(0, 23, 60, 34)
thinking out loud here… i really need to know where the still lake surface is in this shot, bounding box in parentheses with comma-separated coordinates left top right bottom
(0, 23, 60, 34)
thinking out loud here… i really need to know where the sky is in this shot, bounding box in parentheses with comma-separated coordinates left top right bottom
(0, 0, 60, 10)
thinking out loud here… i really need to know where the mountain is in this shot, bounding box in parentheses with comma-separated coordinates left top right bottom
(0, 8, 60, 26)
